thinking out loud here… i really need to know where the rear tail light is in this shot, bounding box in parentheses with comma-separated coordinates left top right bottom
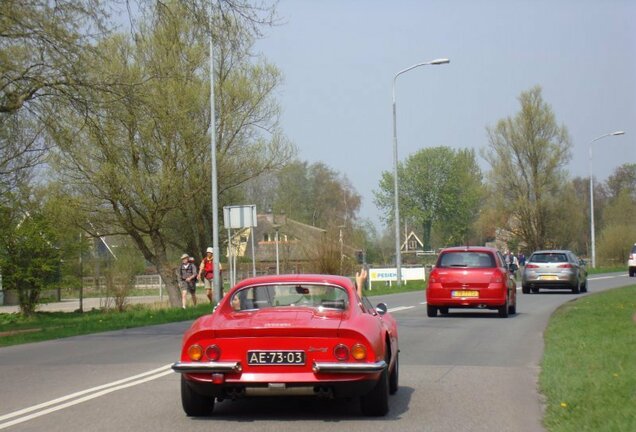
(187, 344, 203, 361)
(525, 264, 539, 268)
(205, 344, 221, 361)
(429, 272, 439, 283)
(490, 272, 504, 284)
(351, 344, 367, 361)
(558, 263, 573, 269)
(334, 344, 349, 361)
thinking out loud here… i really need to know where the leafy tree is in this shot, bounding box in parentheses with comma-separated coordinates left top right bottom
(606, 163, 636, 201)
(48, 2, 292, 306)
(0, 201, 61, 315)
(483, 86, 571, 252)
(375, 146, 483, 250)
(245, 160, 361, 229)
(597, 190, 636, 265)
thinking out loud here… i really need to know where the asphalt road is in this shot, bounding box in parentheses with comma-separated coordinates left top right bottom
(0, 273, 632, 432)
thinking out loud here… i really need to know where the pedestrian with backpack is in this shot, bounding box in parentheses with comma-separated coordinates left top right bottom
(199, 247, 222, 303)
(179, 254, 198, 308)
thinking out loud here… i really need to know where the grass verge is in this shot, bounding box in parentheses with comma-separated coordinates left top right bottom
(0, 303, 213, 347)
(540, 285, 636, 432)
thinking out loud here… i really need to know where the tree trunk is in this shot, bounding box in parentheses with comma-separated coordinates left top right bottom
(156, 260, 181, 307)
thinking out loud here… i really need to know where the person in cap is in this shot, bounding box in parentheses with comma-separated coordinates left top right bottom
(198, 247, 222, 303)
(179, 253, 198, 308)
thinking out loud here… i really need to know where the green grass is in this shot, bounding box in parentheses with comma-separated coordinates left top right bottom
(364, 279, 426, 296)
(586, 265, 625, 275)
(540, 285, 636, 432)
(0, 303, 213, 347)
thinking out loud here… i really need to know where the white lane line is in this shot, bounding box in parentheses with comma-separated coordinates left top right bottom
(388, 306, 415, 313)
(0, 364, 172, 427)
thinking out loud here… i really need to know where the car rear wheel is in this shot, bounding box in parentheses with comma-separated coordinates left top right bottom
(508, 300, 516, 315)
(580, 279, 588, 293)
(498, 296, 509, 318)
(522, 284, 530, 294)
(439, 307, 449, 315)
(426, 305, 438, 317)
(531, 287, 539, 294)
(630, 269, 635, 277)
(360, 364, 390, 416)
(181, 376, 215, 417)
(389, 352, 399, 395)
(571, 278, 580, 294)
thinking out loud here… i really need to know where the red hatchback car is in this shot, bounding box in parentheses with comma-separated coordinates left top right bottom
(172, 274, 399, 417)
(426, 246, 517, 318)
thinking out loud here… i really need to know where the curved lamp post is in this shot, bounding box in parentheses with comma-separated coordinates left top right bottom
(392, 58, 449, 285)
(589, 130, 625, 268)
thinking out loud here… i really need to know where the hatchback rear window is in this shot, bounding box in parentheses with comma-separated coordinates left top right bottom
(437, 252, 495, 268)
(631, 245, 636, 253)
(530, 253, 568, 263)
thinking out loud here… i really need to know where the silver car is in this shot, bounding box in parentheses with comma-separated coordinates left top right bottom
(521, 250, 588, 294)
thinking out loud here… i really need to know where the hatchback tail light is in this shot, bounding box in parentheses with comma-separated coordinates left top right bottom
(558, 263, 573, 269)
(525, 263, 539, 269)
(490, 271, 504, 284)
(429, 271, 439, 283)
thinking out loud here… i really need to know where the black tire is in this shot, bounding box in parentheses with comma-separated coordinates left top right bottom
(389, 352, 399, 395)
(508, 300, 516, 315)
(629, 269, 634, 277)
(580, 279, 588, 293)
(531, 287, 539, 294)
(427, 305, 438, 317)
(361, 365, 389, 416)
(498, 296, 509, 318)
(181, 376, 215, 417)
(439, 307, 449, 315)
(572, 278, 580, 294)
(522, 284, 530, 294)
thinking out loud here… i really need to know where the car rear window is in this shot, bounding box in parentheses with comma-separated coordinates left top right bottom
(530, 253, 568, 263)
(631, 245, 636, 253)
(437, 251, 495, 268)
(230, 284, 349, 311)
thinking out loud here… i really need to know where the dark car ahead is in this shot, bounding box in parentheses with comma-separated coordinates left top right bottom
(426, 246, 517, 318)
(521, 250, 587, 294)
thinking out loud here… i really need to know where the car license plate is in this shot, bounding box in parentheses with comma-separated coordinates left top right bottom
(247, 351, 305, 365)
(451, 290, 478, 298)
(540, 275, 558, 280)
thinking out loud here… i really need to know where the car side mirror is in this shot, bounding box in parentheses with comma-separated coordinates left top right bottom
(375, 302, 388, 315)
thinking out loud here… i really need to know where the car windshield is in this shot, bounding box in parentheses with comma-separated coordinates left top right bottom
(530, 253, 568, 263)
(230, 284, 349, 311)
(437, 251, 495, 268)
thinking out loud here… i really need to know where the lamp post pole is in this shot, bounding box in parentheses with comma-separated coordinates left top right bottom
(392, 58, 449, 285)
(588, 130, 625, 268)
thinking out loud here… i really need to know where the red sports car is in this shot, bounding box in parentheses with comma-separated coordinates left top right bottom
(172, 274, 399, 417)
(426, 246, 517, 318)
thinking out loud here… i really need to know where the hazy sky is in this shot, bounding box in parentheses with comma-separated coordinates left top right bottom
(254, 0, 635, 227)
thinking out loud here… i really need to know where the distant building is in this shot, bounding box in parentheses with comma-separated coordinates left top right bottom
(227, 213, 358, 275)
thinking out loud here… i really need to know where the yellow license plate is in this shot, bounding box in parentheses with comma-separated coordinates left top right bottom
(451, 290, 478, 298)
(540, 275, 558, 280)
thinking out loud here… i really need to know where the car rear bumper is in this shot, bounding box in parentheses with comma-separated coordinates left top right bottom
(172, 361, 243, 374)
(172, 360, 386, 375)
(522, 273, 578, 287)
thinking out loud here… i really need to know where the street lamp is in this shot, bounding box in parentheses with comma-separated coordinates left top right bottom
(589, 130, 625, 268)
(208, 5, 221, 302)
(392, 58, 449, 285)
